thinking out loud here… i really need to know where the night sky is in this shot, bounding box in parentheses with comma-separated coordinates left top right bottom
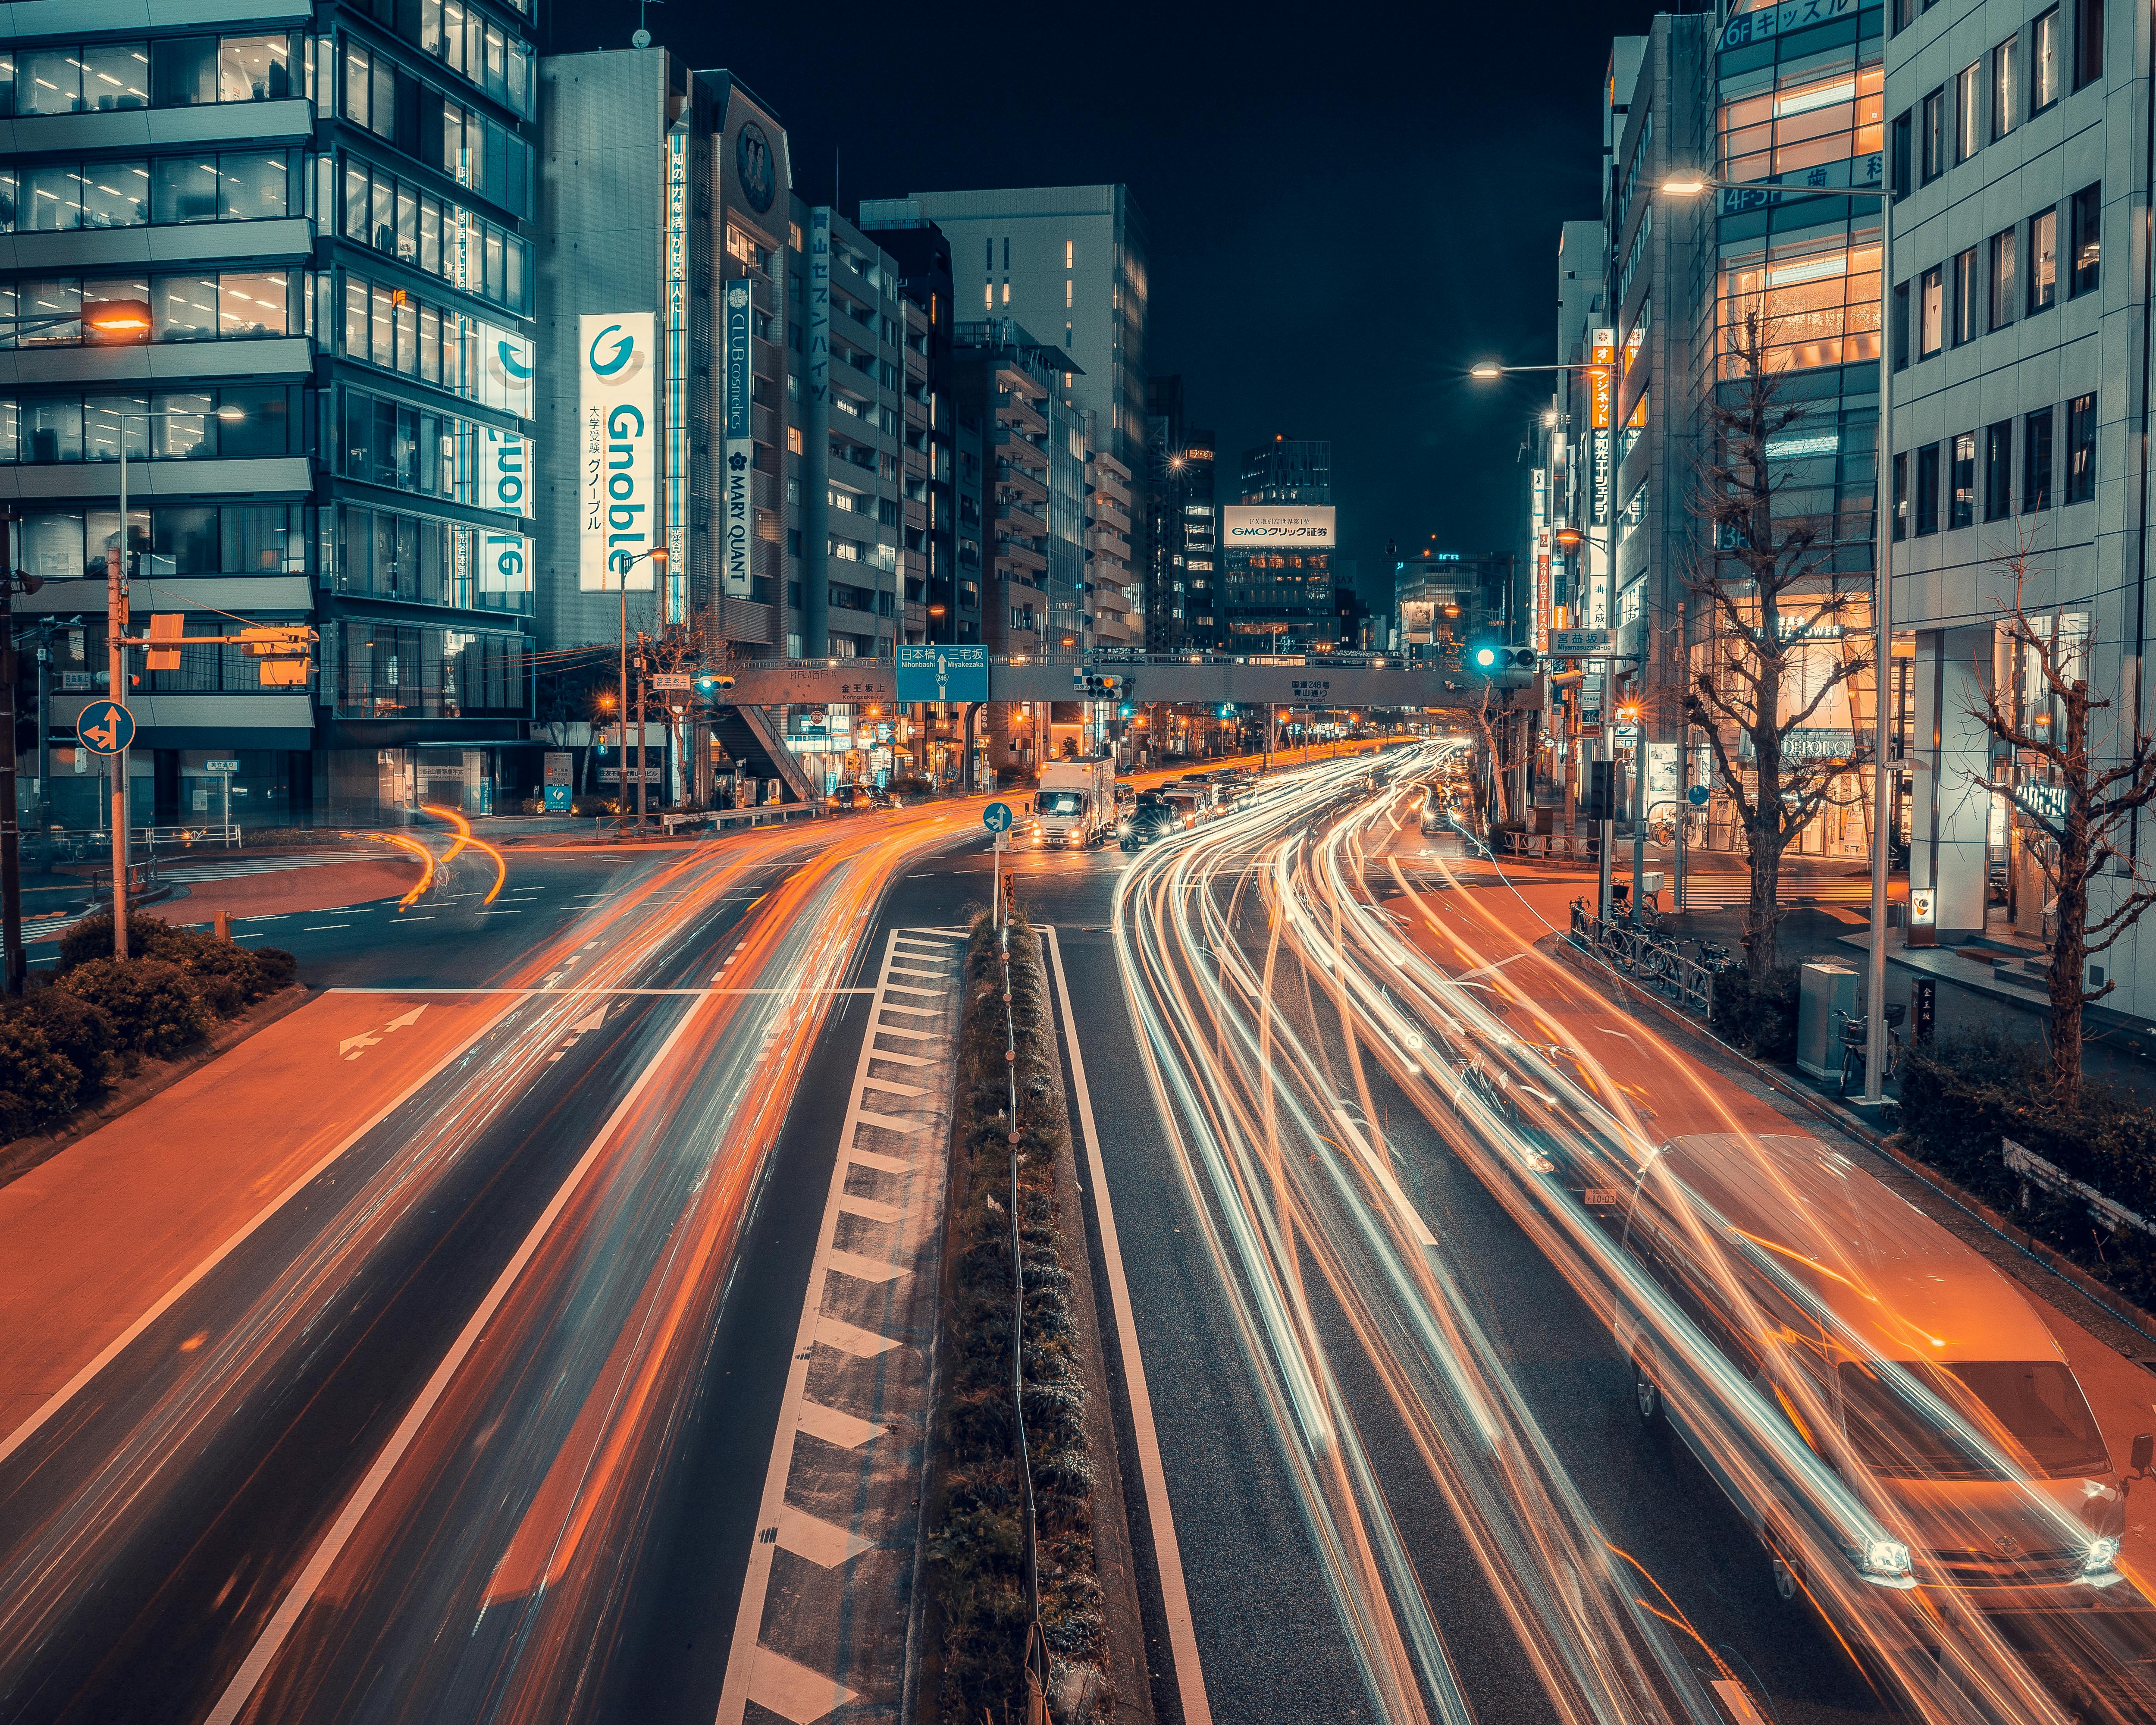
(546, 0, 1666, 613)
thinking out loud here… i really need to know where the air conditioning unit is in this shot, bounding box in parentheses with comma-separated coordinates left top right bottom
(398, 241, 417, 261)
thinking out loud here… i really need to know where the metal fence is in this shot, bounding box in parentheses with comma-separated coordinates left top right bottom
(1567, 900, 1720, 1020)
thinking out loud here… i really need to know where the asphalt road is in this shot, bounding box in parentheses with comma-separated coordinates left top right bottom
(0, 812, 991, 1725)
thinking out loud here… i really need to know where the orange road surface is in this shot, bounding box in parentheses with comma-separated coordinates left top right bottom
(0, 991, 509, 1442)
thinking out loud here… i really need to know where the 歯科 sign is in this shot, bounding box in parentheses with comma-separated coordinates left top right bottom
(896, 644, 988, 703)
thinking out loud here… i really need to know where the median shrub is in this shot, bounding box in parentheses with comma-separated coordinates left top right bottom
(1898, 1031, 2156, 1306)
(60, 913, 294, 1019)
(10, 987, 120, 1100)
(56, 959, 207, 1059)
(926, 906, 1103, 1719)
(0, 1014, 81, 1143)
(1709, 963, 1802, 1061)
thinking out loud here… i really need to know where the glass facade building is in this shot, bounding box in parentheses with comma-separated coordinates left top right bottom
(0, 0, 540, 829)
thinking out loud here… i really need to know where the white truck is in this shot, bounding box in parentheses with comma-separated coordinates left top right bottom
(1031, 758, 1116, 847)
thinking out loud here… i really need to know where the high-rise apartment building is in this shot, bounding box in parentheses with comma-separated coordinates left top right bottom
(1144, 374, 1216, 650)
(898, 185, 1146, 473)
(7, 0, 542, 829)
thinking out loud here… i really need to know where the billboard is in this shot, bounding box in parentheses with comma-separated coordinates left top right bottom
(722, 277, 755, 598)
(896, 644, 989, 703)
(580, 314, 656, 591)
(1222, 506, 1336, 548)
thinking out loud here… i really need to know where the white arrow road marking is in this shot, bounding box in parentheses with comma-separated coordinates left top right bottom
(814, 1317, 901, 1359)
(338, 1034, 381, 1060)
(383, 1006, 427, 1032)
(777, 1505, 878, 1569)
(795, 1400, 883, 1450)
(745, 1648, 858, 1725)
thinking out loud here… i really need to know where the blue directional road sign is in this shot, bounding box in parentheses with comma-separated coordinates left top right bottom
(897, 643, 988, 703)
(983, 800, 1014, 834)
(76, 699, 135, 756)
(1687, 783, 1711, 808)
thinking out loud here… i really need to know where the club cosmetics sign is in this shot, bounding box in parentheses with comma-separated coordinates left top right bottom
(580, 313, 657, 591)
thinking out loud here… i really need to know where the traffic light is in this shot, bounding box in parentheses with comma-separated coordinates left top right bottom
(1078, 671, 1129, 699)
(1217, 703, 1235, 718)
(1117, 703, 1134, 719)
(1586, 759, 1625, 823)
(1615, 699, 1644, 724)
(1466, 641, 1537, 687)
(693, 671, 736, 697)
(240, 625, 316, 687)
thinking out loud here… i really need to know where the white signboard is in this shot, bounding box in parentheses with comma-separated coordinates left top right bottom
(484, 424, 532, 519)
(1550, 627, 1611, 657)
(479, 528, 530, 593)
(1222, 505, 1336, 549)
(580, 313, 657, 592)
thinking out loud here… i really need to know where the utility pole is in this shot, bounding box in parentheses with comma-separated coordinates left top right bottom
(1, 512, 43, 995)
(107, 449, 131, 959)
(634, 631, 649, 826)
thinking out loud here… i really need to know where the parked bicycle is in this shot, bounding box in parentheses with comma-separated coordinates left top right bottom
(1833, 1003, 1906, 1096)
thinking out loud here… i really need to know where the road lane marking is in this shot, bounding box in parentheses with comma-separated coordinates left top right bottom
(0, 1003, 517, 1472)
(301, 924, 351, 932)
(746, 1649, 857, 1725)
(718, 927, 960, 1725)
(204, 996, 711, 1725)
(326, 986, 873, 996)
(777, 1504, 877, 1568)
(1044, 925, 1213, 1725)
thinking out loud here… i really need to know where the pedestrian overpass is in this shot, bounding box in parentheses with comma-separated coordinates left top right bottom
(711, 652, 1472, 712)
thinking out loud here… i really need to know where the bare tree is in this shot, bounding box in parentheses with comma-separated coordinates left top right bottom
(1471, 680, 1515, 829)
(1683, 311, 1876, 975)
(1967, 550, 2156, 1098)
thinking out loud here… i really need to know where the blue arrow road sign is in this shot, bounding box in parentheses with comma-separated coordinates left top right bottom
(77, 699, 135, 756)
(984, 801, 1014, 834)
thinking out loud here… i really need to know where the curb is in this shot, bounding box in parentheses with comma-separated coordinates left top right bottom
(1546, 933, 2156, 1352)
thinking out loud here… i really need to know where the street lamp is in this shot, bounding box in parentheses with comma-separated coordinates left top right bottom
(1660, 169, 1894, 1105)
(611, 546, 666, 828)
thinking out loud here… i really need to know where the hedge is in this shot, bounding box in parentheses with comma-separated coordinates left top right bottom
(1899, 1030, 2156, 1307)
(1709, 964, 1802, 1062)
(925, 907, 1103, 1719)
(0, 916, 297, 1145)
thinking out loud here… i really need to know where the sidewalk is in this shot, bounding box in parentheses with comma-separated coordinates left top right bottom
(23, 849, 424, 955)
(0, 990, 510, 1445)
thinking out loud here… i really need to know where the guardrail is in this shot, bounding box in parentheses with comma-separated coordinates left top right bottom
(1567, 899, 1721, 1020)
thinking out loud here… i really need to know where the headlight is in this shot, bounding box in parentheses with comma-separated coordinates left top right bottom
(1859, 1538, 1913, 1584)
(2082, 1536, 2122, 1577)
(1117, 819, 1131, 833)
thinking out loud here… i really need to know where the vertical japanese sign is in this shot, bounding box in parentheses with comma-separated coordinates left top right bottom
(722, 278, 755, 598)
(665, 125, 689, 617)
(1590, 327, 1614, 527)
(580, 313, 657, 591)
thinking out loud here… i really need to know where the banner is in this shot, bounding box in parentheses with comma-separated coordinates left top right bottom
(580, 313, 656, 591)
(479, 528, 529, 593)
(483, 424, 532, 518)
(722, 277, 755, 598)
(665, 127, 689, 608)
(1590, 327, 1614, 528)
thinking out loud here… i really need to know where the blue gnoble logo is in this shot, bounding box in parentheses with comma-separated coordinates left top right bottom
(587, 323, 643, 382)
(497, 339, 533, 380)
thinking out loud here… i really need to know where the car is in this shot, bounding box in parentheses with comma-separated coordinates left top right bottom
(824, 785, 875, 812)
(1611, 1130, 2153, 1701)
(1118, 793, 1182, 850)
